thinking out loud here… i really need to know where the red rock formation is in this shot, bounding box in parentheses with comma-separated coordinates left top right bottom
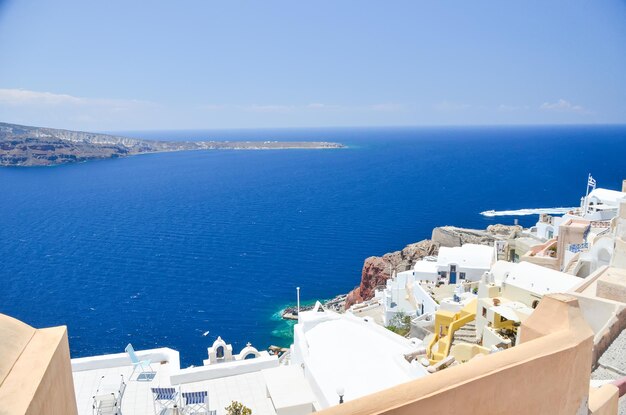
(345, 239, 438, 309)
(345, 256, 392, 308)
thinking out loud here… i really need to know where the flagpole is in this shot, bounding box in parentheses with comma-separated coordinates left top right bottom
(583, 173, 591, 215)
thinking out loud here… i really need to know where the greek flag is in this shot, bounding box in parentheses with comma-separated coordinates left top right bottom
(588, 175, 596, 188)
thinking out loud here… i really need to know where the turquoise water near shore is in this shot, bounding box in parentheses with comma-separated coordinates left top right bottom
(271, 298, 326, 344)
(270, 307, 297, 343)
(0, 125, 624, 367)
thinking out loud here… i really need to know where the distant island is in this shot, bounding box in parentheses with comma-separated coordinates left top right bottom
(0, 122, 345, 167)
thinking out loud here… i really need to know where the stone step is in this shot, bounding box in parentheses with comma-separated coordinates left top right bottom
(451, 322, 478, 346)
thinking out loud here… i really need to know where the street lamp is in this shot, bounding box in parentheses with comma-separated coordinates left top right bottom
(296, 287, 301, 320)
(336, 386, 345, 404)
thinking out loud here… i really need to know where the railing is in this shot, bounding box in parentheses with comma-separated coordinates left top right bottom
(71, 347, 181, 373)
(568, 242, 589, 254)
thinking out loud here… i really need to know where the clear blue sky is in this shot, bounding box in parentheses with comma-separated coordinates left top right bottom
(1, 0, 625, 131)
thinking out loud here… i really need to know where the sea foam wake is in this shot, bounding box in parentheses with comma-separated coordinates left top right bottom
(480, 207, 578, 217)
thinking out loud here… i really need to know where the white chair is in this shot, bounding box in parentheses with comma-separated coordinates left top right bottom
(125, 343, 155, 381)
(93, 394, 120, 415)
(151, 387, 179, 414)
(92, 375, 125, 415)
(181, 391, 216, 415)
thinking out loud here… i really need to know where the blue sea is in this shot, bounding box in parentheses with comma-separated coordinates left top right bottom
(1, 125, 624, 366)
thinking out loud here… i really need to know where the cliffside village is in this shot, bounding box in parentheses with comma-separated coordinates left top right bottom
(2, 177, 626, 414)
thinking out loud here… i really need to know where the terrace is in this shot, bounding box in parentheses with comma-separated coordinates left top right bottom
(72, 347, 280, 415)
(521, 238, 560, 270)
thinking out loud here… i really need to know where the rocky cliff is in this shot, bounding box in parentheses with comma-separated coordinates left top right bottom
(431, 224, 521, 247)
(344, 224, 521, 309)
(0, 122, 344, 166)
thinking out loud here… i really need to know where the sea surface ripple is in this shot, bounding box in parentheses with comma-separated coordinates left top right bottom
(0, 125, 624, 366)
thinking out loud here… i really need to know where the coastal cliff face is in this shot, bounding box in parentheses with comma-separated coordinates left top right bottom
(345, 239, 438, 308)
(344, 224, 521, 309)
(0, 122, 344, 166)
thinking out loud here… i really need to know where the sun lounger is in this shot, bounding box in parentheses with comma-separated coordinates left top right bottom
(181, 391, 216, 415)
(151, 387, 179, 414)
(125, 343, 155, 381)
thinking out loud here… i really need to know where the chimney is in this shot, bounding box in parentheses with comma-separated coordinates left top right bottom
(622, 179, 626, 193)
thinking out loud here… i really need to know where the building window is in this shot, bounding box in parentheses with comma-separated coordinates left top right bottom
(482, 307, 487, 317)
(532, 300, 540, 309)
(500, 315, 507, 323)
(460, 272, 466, 280)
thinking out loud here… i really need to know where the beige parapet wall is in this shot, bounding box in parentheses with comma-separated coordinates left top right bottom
(571, 265, 626, 367)
(0, 314, 78, 415)
(317, 294, 617, 415)
(589, 384, 620, 415)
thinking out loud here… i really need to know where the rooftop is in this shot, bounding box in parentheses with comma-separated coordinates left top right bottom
(413, 260, 439, 274)
(294, 309, 429, 407)
(72, 351, 277, 415)
(562, 218, 591, 229)
(503, 261, 582, 295)
(588, 188, 626, 206)
(436, 244, 494, 269)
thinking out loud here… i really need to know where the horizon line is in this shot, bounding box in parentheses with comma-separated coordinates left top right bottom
(105, 122, 626, 135)
(3, 120, 626, 135)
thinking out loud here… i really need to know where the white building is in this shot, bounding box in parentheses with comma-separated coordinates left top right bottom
(585, 187, 626, 220)
(400, 244, 495, 284)
(412, 258, 439, 280)
(377, 244, 493, 326)
(291, 304, 429, 409)
(435, 244, 496, 283)
(534, 181, 626, 241)
(438, 284, 478, 314)
(475, 261, 584, 347)
(379, 268, 438, 326)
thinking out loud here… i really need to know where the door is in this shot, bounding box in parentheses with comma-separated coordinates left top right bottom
(449, 265, 457, 284)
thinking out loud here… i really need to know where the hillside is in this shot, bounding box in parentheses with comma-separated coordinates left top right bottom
(0, 122, 344, 166)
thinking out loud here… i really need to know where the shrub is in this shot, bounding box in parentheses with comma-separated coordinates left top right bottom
(386, 312, 411, 336)
(225, 401, 252, 415)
